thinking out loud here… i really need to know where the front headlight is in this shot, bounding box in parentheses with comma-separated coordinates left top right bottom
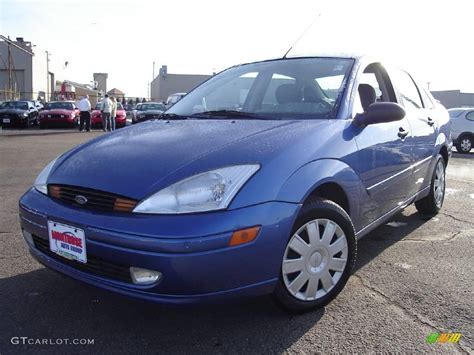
(34, 158, 58, 195)
(23, 112, 28, 117)
(133, 164, 260, 214)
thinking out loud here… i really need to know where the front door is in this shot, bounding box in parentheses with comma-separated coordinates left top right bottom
(350, 63, 414, 220)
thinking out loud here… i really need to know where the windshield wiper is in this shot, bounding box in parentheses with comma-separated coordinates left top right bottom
(159, 113, 189, 120)
(190, 110, 270, 120)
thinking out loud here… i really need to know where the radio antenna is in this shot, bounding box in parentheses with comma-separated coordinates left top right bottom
(282, 12, 322, 59)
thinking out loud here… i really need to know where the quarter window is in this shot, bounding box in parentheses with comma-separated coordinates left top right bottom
(419, 88, 434, 109)
(466, 111, 474, 121)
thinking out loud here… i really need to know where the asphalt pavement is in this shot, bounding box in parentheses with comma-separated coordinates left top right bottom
(0, 128, 472, 354)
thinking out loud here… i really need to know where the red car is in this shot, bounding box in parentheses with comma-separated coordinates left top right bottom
(91, 102, 127, 129)
(39, 101, 80, 128)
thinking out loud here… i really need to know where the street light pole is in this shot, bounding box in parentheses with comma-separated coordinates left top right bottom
(45, 50, 50, 101)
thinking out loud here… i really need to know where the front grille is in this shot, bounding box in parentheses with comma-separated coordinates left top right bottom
(1, 114, 17, 120)
(50, 114, 65, 119)
(32, 234, 132, 283)
(138, 114, 161, 121)
(48, 185, 138, 213)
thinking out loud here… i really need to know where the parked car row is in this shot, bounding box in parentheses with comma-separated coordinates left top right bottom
(0, 93, 188, 129)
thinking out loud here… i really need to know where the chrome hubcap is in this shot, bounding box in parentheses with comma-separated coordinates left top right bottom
(282, 218, 348, 301)
(460, 139, 472, 151)
(433, 160, 445, 207)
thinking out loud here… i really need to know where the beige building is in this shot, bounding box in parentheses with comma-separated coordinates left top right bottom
(0, 35, 52, 101)
(150, 65, 211, 102)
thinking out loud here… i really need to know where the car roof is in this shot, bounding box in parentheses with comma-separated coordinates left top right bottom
(448, 107, 474, 111)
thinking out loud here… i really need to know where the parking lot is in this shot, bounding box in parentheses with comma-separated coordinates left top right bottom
(0, 128, 472, 354)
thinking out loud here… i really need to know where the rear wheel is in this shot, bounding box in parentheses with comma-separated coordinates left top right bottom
(456, 135, 472, 154)
(415, 155, 446, 215)
(273, 199, 356, 313)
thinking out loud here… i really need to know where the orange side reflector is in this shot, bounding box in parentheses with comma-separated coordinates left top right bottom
(229, 226, 261, 247)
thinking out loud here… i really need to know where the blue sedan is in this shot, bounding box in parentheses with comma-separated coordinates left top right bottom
(19, 55, 451, 312)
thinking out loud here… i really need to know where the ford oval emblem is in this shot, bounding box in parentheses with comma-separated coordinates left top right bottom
(74, 195, 88, 205)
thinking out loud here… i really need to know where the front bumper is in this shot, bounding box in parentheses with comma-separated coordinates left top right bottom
(19, 188, 300, 304)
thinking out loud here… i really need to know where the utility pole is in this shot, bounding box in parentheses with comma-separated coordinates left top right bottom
(45, 51, 50, 101)
(151, 61, 155, 101)
(7, 41, 12, 100)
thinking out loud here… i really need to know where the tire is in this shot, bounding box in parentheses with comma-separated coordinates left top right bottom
(273, 198, 357, 313)
(456, 135, 472, 154)
(415, 155, 446, 215)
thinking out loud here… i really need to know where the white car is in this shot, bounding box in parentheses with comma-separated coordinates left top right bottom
(165, 93, 186, 108)
(448, 108, 474, 153)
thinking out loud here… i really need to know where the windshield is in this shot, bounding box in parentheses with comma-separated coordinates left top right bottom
(45, 102, 74, 110)
(167, 58, 353, 119)
(141, 103, 166, 111)
(2, 101, 29, 110)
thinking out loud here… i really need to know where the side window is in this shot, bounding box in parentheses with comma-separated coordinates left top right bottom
(392, 70, 423, 110)
(466, 111, 474, 121)
(353, 63, 397, 115)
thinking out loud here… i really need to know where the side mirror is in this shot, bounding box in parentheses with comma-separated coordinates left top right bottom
(355, 102, 406, 127)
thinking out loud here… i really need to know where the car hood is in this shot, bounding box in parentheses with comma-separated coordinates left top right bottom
(48, 119, 308, 199)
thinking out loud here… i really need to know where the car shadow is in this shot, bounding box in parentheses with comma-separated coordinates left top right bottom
(354, 208, 432, 272)
(0, 209, 431, 354)
(1, 130, 100, 138)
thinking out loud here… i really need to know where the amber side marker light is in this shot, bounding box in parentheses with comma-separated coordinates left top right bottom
(229, 226, 261, 247)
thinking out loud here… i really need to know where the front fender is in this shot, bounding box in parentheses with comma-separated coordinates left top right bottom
(276, 159, 370, 232)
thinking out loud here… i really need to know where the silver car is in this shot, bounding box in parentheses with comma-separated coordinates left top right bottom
(448, 108, 474, 153)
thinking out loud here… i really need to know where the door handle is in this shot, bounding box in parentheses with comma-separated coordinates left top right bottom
(398, 127, 409, 139)
(427, 117, 435, 126)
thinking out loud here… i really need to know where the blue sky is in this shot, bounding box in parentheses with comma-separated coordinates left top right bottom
(1, 0, 473, 97)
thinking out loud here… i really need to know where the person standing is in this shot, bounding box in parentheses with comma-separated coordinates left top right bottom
(77, 95, 91, 132)
(110, 96, 117, 131)
(101, 94, 112, 132)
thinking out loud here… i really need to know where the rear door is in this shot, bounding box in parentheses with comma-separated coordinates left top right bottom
(390, 70, 437, 195)
(351, 63, 414, 217)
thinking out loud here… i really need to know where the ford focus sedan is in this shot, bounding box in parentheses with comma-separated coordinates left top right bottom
(19, 55, 451, 312)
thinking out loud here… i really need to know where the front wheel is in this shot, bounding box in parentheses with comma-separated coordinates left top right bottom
(415, 155, 446, 215)
(273, 199, 357, 313)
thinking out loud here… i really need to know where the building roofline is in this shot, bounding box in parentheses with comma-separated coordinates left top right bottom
(0, 34, 34, 56)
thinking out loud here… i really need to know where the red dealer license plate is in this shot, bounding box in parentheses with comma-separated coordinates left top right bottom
(48, 221, 87, 263)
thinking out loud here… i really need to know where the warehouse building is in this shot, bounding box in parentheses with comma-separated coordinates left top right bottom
(431, 90, 474, 109)
(0, 35, 52, 101)
(150, 65, 211, 102)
